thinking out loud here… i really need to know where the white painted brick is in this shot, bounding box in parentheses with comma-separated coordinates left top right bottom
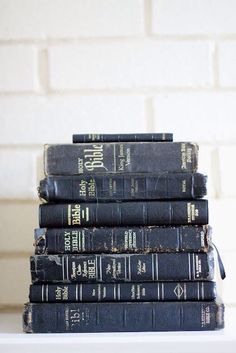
(0, 0, 144, 39)
(209, 199, 236, 252)
(218, 146, 236, 198)
(153, 92, 236, 143)
(219, 42, 236, 87)
(218, 251, 236, 305)
(0, 148, 41, 199)
(49, 41, 213, 89)
(152, 0, 236, 35)
(0, 46, 38, 92)
(198, 145, 216, 198)
(0, 257, 30, 305)
(0, 202, 38, 253)
(0, 95, 146, 144)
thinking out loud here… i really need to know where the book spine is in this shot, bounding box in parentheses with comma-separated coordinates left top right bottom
(44, 142, 198, 175)
(23, 301, 224, 333)
(34, 225, 211, 255)
(39, 200, 208, 228)
(29, 281, 216, 303)
(30, 252, 214, 283)
(72, 133, 173, 143)
(38, 173, 207, 202)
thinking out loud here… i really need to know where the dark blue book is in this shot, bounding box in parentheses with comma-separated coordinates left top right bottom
(23, 301, 224, 332)
(29, 281, 216, 303)
(39, 200, 208, 228)
(44, 142, 198, 175)
(72, 133, 173, 143)
(30, 251, 214, 283)
(34, 225, 211, 254)
(38, 172, 206, 202)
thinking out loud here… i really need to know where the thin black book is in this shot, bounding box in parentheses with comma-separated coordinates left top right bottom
(44, 142, 198, 175)
(30, 251, 214, 283)
(38, 172, 207, 202)
(29, 281, 216, 303)
(72, 133, 173, 143)
(34, 225, 211, 255)
(39, 200, 208, 228)
(23, 301, 224, 333)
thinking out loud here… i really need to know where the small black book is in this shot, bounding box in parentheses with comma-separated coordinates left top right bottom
(44, 142, 198, 175)
(34, 225, 211, 255)
(38, 172, 207, 202)
(39, 200, 208, 228)
(72, 133, 173, 143)
(29, 281, 216, 303)
(23, 301, 224, 332)
(30, 251, 214, 283)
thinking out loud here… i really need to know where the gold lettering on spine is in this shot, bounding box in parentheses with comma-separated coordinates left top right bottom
(71, 204, 81, 225)
(187, 202, 199, 223)
(84, 144, 105, 171)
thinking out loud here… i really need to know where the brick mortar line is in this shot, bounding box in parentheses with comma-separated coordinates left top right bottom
(0, 199, 38, 204)
(213, 42, 220, 88)
(1, 35, 236, 44)
(0, 305, 24, 312)
(144, 0, 152, 36)
(0, 252, 32, 259)
(3, 87, 236, 96)
(145, 97, 155, 132)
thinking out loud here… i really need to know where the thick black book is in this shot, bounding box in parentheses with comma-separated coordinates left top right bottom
(30, 252, 214, 283)
(38, 172, 207, 202)
(72, 133, 173, 143)
(39, 200, 208, 228)
(29, 281, 216, 303)
(44, 142, 198, 175)
(34, 225, 211, 255)
(23, 301, 224, 332)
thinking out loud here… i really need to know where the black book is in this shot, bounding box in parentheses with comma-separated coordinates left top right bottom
(72, 133, 173, 143)
(30, 251, 214, 283)
(39, 200, 208, 228)
(34, 225, 211, 255)
(29, 281, 216, 303)
(38, 172, 207, 202)
(44, 142, 198, 175)
(23, 301, 224, 333)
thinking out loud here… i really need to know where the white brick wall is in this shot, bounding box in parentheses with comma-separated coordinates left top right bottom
(49, 41, 213, 89)
(219, 42, 236, 87)
(0, 0, 235, 308)
(0, 0, 144, 39)
(152, 0, 236, 35)
(0, 46, 38, 92)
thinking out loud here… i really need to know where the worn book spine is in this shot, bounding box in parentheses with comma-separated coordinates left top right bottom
(44, 142, 198, 175)
(29, 281, 216, 303)
(38, 172, 207, 202)
(34, 225, 211, 255)
(72, 133, 173, 143)
(39, 200, 208, 228)
(23, 301, 224, 333)
(30, 251, 214, 283)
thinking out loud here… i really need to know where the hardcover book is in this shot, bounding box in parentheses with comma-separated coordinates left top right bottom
(34, 225, 211, 255)
(72, 133, 173, 143)
(39, 200, 208, 228)
(23, 301, 224, 333)
(29, 281, 216, 303)
(44, 142, 198, 175)
(38, 172, 207, 202)
(30, 251, 214, 283)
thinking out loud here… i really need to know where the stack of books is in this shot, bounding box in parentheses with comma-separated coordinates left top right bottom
(23, 133, 225, 333)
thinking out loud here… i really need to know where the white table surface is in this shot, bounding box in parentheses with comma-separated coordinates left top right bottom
(0, 306, 235, 353)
